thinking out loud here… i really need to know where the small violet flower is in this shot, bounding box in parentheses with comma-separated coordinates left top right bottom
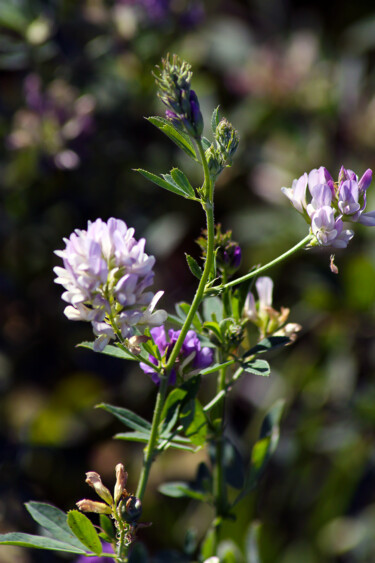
(140, 326, 214, 385)
(54, 218, 167, 351)
(282, 166, 375, 248)
(75, 542, 114, 563)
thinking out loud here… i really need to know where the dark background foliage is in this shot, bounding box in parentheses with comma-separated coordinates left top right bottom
(1, 0, 375, 561)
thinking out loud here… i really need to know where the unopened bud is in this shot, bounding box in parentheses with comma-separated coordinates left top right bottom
(215, 118, 239, 163)
(114, 463, 128, 504)
(85, 472, 113, 505)
(76, 499, 112, 514)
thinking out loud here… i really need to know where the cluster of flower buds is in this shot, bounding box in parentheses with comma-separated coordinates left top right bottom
(140, 326, 214, 384)
(76, 464, 146, 547)
(197, 224, 242, 279)
(154, 54, 203, 138)
(54, 218, 167, 351)
(206, 118, 240, 180)
(282, 166, 375, 248)
(7, 74, 95, 170)
(244, 276, 301, 341)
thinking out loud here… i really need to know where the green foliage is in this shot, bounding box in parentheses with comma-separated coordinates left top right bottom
(146, 116, 198, 161)
(185, 253, 203, 280)
(0, 503, 99, 555)
(67, 510, 103, 555)
(234, 399, 285, 507)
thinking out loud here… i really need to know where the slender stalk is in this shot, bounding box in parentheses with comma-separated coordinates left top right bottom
(211, 351, 230, 552)
(135, 138, 215, 501)
(135, 374, 169, 500)
(216, 233, 313, 291)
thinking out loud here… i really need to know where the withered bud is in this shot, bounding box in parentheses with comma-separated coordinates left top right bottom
(127, 335, 150, 355)
(76, 499, 112, 514)
(85, 471, 113, 505)
(114, 463, 128, 504)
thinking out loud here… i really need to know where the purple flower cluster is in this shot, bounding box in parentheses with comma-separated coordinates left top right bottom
(282, 166, 375, 248)
(54, 218, 167, 351)
(140, 326, 214, 384)
(75, 542, 114, 563)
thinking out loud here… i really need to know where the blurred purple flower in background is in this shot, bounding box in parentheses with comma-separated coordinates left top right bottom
(7, 74, 95, 170)
(140, 326, 213, 384)
(75, 542, 114, 562)
(54, 218, 167, 351)
(282, 166, 375, 247)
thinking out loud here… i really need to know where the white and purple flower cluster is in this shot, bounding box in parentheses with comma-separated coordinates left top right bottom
(54, 218, 167, 351)
(140, 327, 214, 385)
(282, 166, 375, 248)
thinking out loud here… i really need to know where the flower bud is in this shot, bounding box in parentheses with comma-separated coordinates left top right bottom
(114, 463, 128, 504)
(215, 118, 239, 163)
(76, 500, 112, 514)
(85, 472, 113, 505)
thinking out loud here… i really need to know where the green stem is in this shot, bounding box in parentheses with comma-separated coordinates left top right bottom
(217, 234, 313, 291)
(212, 360, 228, 550)
(135, 374, 169, 500)
(135, 138, 215, 502)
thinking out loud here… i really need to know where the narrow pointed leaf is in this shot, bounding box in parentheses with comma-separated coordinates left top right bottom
(201, 136, 211, 151)
(211, 106, 220, 133)
(67, 511, 102, 556)
(25, 502, 86, 550)
(170, 168, 195, 197)
(245, 336, 290, 356)
(135, 169, 188, 198)
(158, 481, 207, 501)
(0, 533, 88, 554)
(78, 341, 138, 361)
(233, 399, 285, 507)
(115, 431, 151, 443)
(147, 116, 198, 160)
(200, 359, 235, 376)
(242, 358, 270, 377)
(185, 253, 203, 280)
(97, 403, 151, 432)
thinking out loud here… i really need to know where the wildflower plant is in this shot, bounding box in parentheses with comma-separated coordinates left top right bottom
(1, 54, 375, 562)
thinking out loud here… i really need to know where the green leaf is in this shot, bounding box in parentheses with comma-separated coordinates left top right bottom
(233, 400, 285, 507)
(203, 297, 224, 322)
(99, 514, 115, 542)
(158, 481, 207, 501)
(175, 302, 203, 331)
(78, 341, 138, 361)
(203, 321, 222, 342)
(245, 336, 290, 356)
(135, 169, 190, 198)
(67, 511, 102, 556)
(242, 358, 270, 377)
(170, 168, 195, 198)
(180, 398, 207, 447)
(0, 533, 87, 554)
(211, 106, 220, 133)
(200, 528, 216, 559)
(115, 431, 151, 443)
(201, 137, 211, 151)
(200, 359, 235, 376)
(97, 403, 151, 432)
(147, 116, 198, 161)
(25, 502, 86, 550)
(185, 253, 203, 280)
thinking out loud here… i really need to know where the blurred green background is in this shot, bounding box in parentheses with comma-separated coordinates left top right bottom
(1, 0, 375, 561)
